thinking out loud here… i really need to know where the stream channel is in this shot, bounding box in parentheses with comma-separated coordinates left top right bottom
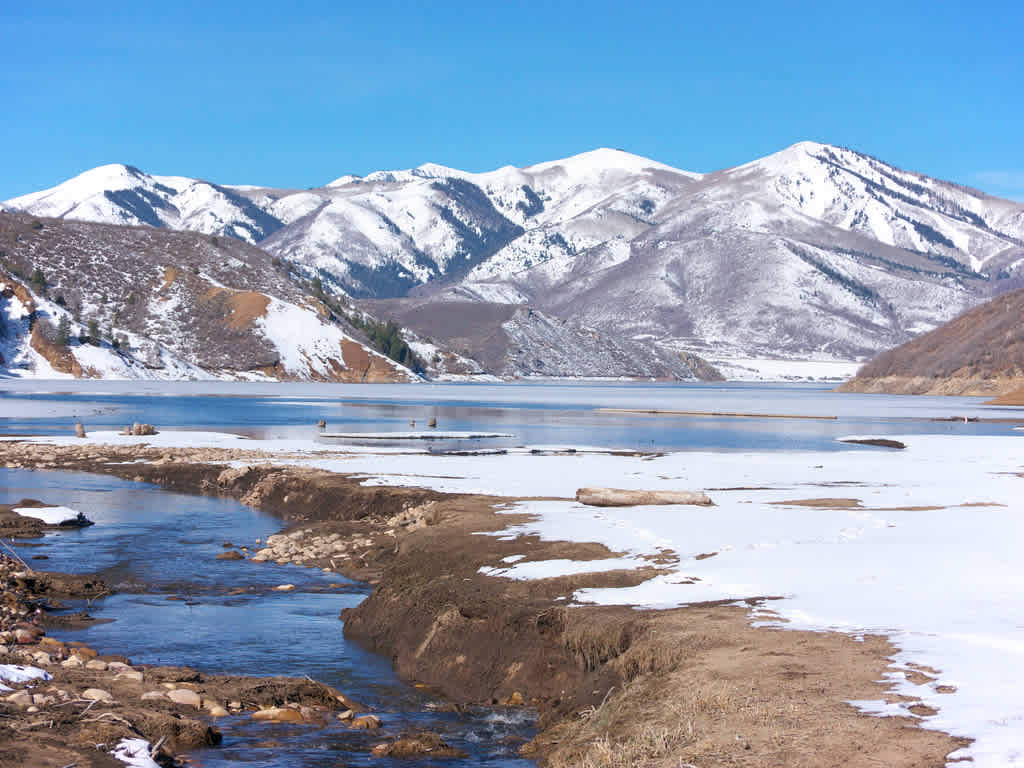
(0, 466, 536, 767)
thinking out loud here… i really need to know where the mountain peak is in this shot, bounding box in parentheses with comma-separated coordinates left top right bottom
(524, 147, 700, 179)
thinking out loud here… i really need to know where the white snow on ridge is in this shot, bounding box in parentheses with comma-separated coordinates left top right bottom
(256, 297, 415, 381)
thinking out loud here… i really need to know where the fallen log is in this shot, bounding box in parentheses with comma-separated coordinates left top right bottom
(575, 487, 713, 507)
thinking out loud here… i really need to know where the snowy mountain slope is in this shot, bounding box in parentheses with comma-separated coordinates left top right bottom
(7, 143, 1024, 372)
(457, 143, 1024, 363)
(0, 213, 416, 382)
(5, 164, 284, 244)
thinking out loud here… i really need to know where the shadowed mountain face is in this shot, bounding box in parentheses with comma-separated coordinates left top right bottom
(8, 143, 1024, 370)
(839, 287, 1024, 397)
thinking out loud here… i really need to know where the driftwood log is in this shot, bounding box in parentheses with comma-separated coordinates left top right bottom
(575, 487, 713, 507)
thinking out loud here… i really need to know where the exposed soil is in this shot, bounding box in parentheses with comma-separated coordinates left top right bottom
(839, 287, 1024, 397)
(0, 438, 970, 767)
(986, 385, 1024, 405)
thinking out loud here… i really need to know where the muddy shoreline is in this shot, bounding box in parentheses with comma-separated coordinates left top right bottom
(1, 439, 968, 766)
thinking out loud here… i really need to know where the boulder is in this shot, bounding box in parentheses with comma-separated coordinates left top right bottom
(82, 688, 114, 702)
(167, 688, 202, 708)
(5, 691, 33, 707)
(351, 714, 383, 730)
(74, 421, 86, 438)
(371, 732, 468, 758)
(216, 550, 245, 561)
(252, 706, 305, 723)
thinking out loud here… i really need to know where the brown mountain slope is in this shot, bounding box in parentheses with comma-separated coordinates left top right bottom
(0, 212, 416, 382)
(839, 288, 1024, 396)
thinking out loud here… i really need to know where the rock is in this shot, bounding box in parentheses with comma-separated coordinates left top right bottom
(5, 691, 32, 707)
(82, 688, 114, 702)
(371, 732, 468, 759)
(14, 627, 40, 644)
(74, 421, 86, 438)
(336, 709, 355, 721)
(61, 656, 83, 668)
(272, 584, 296, 592)
(85, 659, 109, 671)
(208, 705, 229, 717)
(31, 651, 52, 666)
(107, 661, 135, 674)
(252, 706, 305, 723)
(351, 714, 383, 730)
(72, 646, 98, 660)
(167, 688, 202, 708)
(336, 692, 367, 712)
(501, 691, 525, 706)
(141, 691, 166, 700)
(116, 671, 144, 682)
(38, 637, 64, 650)
(428, 417, 437, 428)
(216, 550, 245, 561)
(131, 423, 158, 436)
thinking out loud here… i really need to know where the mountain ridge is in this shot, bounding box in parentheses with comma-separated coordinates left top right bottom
(7, 143, 1024, 377)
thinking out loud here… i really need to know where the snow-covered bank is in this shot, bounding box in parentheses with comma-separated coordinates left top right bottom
(13, 505, 85, 525)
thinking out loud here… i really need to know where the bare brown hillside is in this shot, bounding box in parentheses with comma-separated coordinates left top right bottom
(839, 288, 1024, 396)
(0, 212, 415, 381)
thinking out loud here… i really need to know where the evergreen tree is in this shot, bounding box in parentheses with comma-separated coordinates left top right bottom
(56, 316, 71, 347)
(87, 319, 100, 346)
(30, 268, 47, 296)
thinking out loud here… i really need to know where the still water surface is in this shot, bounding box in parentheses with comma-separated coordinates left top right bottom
(1, 380, 1020, 451)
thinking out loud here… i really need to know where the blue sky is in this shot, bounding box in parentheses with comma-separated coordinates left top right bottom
(2, 1, 1022, 200)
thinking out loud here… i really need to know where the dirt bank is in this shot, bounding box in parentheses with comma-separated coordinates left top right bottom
(0, 439, 968, 766)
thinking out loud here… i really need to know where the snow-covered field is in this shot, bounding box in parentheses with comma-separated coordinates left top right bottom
(12, 426, 1024, 766)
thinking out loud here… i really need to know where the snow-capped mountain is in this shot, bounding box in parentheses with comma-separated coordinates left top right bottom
(5, 164, 283, 244)
(8, 143, 1024, 373)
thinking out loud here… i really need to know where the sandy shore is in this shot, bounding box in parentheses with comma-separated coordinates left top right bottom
(0, 437, 971, 767)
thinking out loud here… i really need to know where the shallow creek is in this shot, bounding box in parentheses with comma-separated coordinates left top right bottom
(0, 467, 536, 767)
